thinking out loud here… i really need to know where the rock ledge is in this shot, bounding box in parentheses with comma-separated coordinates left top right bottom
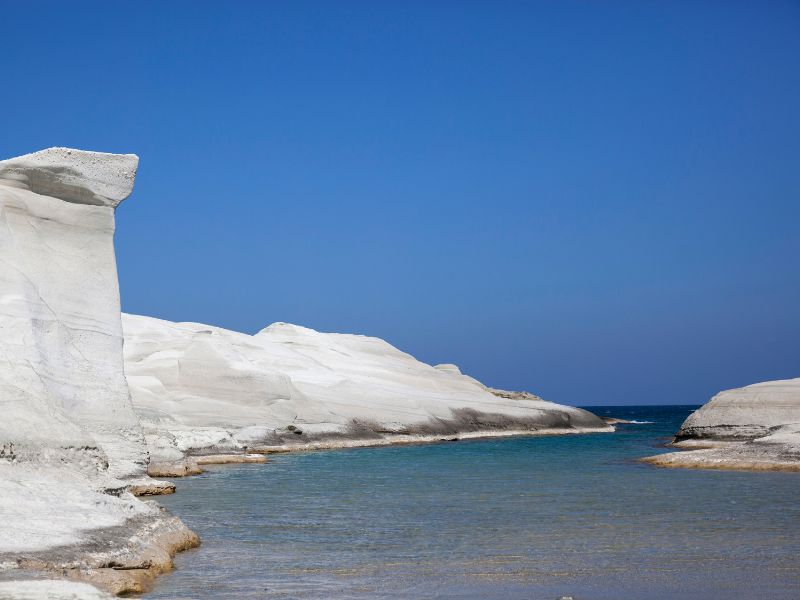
(0, 147, 138, 207)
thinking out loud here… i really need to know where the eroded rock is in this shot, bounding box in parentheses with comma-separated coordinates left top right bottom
(645, 378, 800, 472)
(0, 148, 197, 593)
(122, 313, 611, 464)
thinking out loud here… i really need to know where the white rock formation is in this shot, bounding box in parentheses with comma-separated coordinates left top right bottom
(0, 580, 115, 600)
(0, 463, 152, 553)
(0, 149, 196, 597)
(0, 146, 137, 207)
(644, 377, 800, 471)
(0, 148, 146, 479)
(122, 314, 610, 470)
(676, 378, 800, 440)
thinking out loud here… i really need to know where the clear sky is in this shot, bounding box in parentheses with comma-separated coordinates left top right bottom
(2, 1, 799, 405)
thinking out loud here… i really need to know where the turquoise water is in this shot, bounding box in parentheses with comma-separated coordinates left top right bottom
(149, 406, 800, 599)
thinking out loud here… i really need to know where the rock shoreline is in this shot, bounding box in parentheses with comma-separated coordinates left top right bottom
(122, 312, 612, 475)
(0, 423, 613, 598)
(2, 510, 199, 596)
(148, 423, 615, 478)
(643, 378, 800, 472)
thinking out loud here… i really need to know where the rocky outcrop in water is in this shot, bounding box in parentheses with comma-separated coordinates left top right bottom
(675, 378, 800, 441)
(644, 378, 800, 471)
(122, 314, 611, 474)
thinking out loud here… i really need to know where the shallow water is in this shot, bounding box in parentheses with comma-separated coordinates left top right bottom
(149, 406, 800, 599)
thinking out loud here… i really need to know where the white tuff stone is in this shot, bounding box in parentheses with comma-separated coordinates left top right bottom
(677, 378, 800, 440)
(644, 377, 800, 471)
(0, 149, 151, 573)
(0, 147, 145, 479)
(0, 147, 138, 208)
(122, 313, 609, 464)
(0, 580, 115, 600)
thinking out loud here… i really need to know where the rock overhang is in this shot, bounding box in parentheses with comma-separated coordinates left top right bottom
(0, 147, 138, 208)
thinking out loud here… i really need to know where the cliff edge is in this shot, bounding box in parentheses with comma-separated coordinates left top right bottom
(0, 149, 197, 597)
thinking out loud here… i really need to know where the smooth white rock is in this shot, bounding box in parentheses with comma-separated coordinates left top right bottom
(0, 580, 114, 600)
(0, 148, 145, 479)
(0, 464, 153, 554)
(646, 378, 800, 471)
(0, 148, 149, 573)
(677, 377, 800, 440)
(122, 313, 608, 462)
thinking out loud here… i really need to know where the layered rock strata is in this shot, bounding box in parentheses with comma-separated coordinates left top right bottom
(122, 314, 612, 475)
(644, 378, 800, 471)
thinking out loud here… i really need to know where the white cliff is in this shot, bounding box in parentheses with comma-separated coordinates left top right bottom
(0, 149, 197, 597)
(122, 314, 611, 473)
(644, 378, 800, 471)
(0, 148, 146, 479)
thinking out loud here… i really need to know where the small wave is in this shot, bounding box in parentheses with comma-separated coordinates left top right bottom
(626, 420, 655, 424)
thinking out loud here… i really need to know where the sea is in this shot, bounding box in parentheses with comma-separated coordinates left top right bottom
(148, 405, 800, 599)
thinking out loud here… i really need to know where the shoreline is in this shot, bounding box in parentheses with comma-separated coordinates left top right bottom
(1, 509, 199, 597)
(642, 439, 800, 473)
(1, 424, 614, 598)
(646, 379, 800, 474)
(247, 424, 616, 452)
(150, 424, 616, 479)
(642, 426, 800, 473)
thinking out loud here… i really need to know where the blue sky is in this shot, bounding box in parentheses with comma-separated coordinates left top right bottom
(2, 1, 799, 405)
